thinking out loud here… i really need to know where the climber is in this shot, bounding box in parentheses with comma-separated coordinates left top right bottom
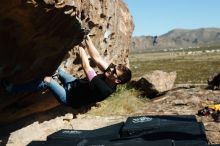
(1, 35, 132, 108)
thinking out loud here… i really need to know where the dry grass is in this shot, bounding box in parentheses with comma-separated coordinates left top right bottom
(87, 85, 147, 116)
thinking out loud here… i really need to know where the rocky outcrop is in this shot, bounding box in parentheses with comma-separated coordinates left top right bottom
(131, 70, 176, 98)
(0, 0, 134, 124)
(132, 28, 220, 52)
(208, 73, 220, 90)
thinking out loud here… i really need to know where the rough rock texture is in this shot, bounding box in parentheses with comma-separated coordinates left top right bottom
(141, 70, 177, 92)
(0, 0, 133, 124)
(2, 87, 220, 146)
(131, 70, 177, 98)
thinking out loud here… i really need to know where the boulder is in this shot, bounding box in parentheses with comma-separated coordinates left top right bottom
(0, 0, 134, 124)
(208, 73, 220, 90)
(131, 70, 176, 98)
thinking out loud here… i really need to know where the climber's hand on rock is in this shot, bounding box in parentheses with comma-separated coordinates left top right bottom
(79, 42, 86, 48)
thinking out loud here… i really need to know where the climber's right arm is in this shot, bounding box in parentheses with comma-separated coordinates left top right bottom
(85, 35, 109, 72)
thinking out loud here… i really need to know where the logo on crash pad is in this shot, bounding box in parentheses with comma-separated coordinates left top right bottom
(132, 117, 153, 123)
(62, 130, 82, 134)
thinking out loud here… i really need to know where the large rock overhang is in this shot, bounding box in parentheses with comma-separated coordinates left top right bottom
(0, 0, 134, 125)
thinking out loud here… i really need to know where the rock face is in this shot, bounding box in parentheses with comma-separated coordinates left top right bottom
(132, 28, 220, 52)
(0, 0, 134, 124)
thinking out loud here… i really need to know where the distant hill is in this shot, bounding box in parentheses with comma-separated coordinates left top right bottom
(131, 28, 220, 52)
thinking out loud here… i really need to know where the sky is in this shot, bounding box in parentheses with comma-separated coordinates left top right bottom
(123, 0, 220, 36)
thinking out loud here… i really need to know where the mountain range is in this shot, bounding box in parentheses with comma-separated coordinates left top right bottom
(131, 28, 220, 52)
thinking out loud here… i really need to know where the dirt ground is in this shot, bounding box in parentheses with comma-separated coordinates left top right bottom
(1, 87, 220, 146)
